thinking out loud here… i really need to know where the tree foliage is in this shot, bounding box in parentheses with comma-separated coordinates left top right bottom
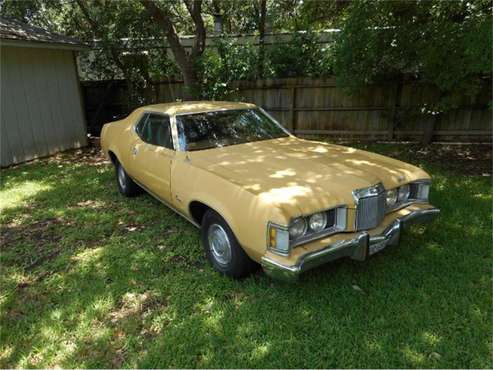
(265, 31, 333, 78)
(199, 39, 258, 99)
(333, 0, 492, 111)
(1, 0, 490, 109)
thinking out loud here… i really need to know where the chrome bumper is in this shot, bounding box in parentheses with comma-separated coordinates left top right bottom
(261, 207, 440, 282)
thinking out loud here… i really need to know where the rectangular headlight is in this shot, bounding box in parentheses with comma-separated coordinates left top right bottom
(267, 223, 290, 255)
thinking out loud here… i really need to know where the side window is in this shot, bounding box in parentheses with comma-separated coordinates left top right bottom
(135, 113, 149, 138)
(136, 113, 174, 150)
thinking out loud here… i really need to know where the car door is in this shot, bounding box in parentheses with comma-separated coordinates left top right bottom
(130, 112, 175, 203)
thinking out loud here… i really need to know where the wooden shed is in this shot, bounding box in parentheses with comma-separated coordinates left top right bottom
(0, 17, 87, 167)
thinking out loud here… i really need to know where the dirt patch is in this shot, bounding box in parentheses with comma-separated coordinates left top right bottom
(110, 291, 161, 324)
(48, 147, 109, 167)
(1, 217, 63, 248)
(1, 217, 65, 270)
(3, 147, 109, 170)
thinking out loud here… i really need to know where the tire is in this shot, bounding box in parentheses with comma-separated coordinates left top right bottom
(201, 209, 257, 278)
(115, 161, 142, 197)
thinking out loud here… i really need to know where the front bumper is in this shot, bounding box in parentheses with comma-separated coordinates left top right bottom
(261, 207, 440, 282)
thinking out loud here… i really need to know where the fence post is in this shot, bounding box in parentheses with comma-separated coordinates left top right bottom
(289, 86, 297, 132)
(389, 80, 403, 140)
(422, 114, 438, 144)
(154, 82, 160, 103)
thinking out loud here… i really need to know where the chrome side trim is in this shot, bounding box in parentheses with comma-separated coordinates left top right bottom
(399, 207, 439, 226)
(262, 207, 440, 282)
(131, 177, 200, 229)
(386, 199, 428, 213)
(170, 114, 182, 152)
(174, 107, 248, 116)
(258, 107, 293, 136)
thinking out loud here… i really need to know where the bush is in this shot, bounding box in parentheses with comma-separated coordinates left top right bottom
(264, 31, 334, 78)
(199, 39, 258, 99)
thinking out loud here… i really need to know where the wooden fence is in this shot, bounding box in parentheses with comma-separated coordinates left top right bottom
(82, 77, 492, 142)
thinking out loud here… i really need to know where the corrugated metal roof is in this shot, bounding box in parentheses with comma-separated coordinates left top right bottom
(0, 17, 86, 48)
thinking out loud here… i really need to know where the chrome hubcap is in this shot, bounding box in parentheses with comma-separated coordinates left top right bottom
(117, 165, 126, 189)
(208, 224, 232, 266)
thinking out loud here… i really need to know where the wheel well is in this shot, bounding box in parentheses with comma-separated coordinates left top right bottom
(189, 201, 211, 226)
(108, 151, 118, 165)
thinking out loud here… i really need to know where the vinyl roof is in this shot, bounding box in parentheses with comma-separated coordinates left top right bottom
(141, 101, 256, 115)
(0, 17, 86, 49)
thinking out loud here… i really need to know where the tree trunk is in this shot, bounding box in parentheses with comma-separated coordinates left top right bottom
(182, 63, 201, 100)
(256, 0, 267, 78)
(140, 0, 205, 100)
(389, 78, 403, 140)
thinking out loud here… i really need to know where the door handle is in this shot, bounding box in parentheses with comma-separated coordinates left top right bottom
(132, 147, 138, 155)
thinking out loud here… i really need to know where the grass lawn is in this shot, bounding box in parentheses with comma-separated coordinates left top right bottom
(1, 143, 491, 368)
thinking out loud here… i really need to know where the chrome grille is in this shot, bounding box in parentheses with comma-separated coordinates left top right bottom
(355, 185, 386, 230)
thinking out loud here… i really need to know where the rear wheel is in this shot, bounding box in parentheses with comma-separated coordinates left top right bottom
(201, 210, 257, 278)
(115, 161, 141, 197)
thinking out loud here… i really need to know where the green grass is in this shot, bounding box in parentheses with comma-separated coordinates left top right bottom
(1, 145, 492, 368)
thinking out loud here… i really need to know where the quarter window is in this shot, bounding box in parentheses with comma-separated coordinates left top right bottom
(135, 113, 173, 149)
(135, 113, 148, 138)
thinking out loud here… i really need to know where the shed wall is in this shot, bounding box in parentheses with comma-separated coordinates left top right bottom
(1, 46, 87, 166)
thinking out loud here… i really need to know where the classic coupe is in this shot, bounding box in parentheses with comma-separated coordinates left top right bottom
(101, 101, 439, 281)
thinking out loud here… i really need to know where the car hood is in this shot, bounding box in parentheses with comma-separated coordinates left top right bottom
(188, 137, 430, 215)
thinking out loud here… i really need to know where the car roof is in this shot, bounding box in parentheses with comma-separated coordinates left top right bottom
(140, 101, 256, 116)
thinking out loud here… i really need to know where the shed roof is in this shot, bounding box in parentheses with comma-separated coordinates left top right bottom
(0, 17, 87, 50)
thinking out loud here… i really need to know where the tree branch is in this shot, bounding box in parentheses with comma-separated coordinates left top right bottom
(140, 0, 190, 68)
(257, 0, 267, 78)
(140, 0, 202, 98)
(184, 0, 206, 60)
(75, 0, 125, 71)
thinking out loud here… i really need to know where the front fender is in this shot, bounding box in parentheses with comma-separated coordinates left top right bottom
(172, 162, 285, 262)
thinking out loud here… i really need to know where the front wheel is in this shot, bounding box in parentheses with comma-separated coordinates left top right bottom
(201, 210, 257, 278)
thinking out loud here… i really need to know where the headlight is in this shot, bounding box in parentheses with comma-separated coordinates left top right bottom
(386, 189, 398, 207)
(269, 206, 347, 251)
(289, 217, 307, 239)
(308, 212, 327, 232)
(386, 181, 430, 213)
(398, 184, 410, 202)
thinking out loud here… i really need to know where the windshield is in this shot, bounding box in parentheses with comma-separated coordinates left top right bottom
(176, 108, 289, 151)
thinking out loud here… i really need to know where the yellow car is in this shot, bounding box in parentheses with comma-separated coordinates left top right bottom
(101, 101, 439, 281)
